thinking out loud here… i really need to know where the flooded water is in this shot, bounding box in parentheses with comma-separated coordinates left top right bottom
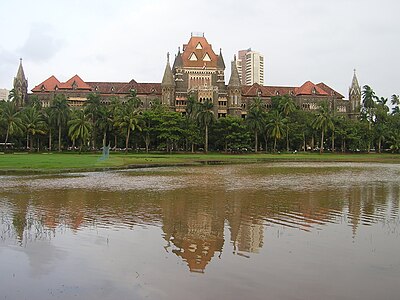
(0, 162, 399, 300)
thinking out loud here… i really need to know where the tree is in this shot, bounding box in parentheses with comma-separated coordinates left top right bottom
(20, 106, 46, 151)
(312, 102, 334, 154)
(84, 93, 102, 150)
(51, 94, 69, 152)
(277, 95, 296, 151)
(361, 85, 378, 153)
(391, 94, 399, 115)
(246, 98, 265, 153)
(116, 98, 142, 153)
(68, 110, 92, 152)
(374, 97, 389, 152)
(1, 101, 22, 150)
(266, 110, 286, 152)
(197, 100, 214, 153)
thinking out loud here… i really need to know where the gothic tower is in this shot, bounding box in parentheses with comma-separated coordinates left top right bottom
(13, 58, 28, 107)
(161, 53, 175, 108)
(349, 69, 361, 118)
(227, 55, 242, 117)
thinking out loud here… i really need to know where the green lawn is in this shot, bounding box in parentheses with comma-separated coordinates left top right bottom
(0, 152, 399, 173)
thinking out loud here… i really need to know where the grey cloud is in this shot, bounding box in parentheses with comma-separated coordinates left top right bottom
(19, 23, 65, 62)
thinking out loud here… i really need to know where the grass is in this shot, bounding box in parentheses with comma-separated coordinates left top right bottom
(0, 151, 399, 173)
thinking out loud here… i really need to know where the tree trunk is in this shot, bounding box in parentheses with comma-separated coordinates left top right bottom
(114, 135, 117, 151)
(254, 130, 258, 153)
(303, 132, 306, 152)
(48, 129, 52, 151)
(103, 131, 107, 148)
(4, 125, 10, 151)
(378, 137, 381, 153)
(286, 127, 289, 152)
(320, 131, 324, 154)
(274, 137, 277, 152)
(191, 143, 194, 153)
(331, 131, 335, 153)
(205, 125, 208, 154)
(311, 135, 315, 150)
(125, 128, 130, 154)
(26, 133, 29, 150)
(58, 120, 62, 152)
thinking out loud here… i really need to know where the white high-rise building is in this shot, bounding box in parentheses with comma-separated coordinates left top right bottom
(236, 49, 264, 85)
(0, 88, 9, 101)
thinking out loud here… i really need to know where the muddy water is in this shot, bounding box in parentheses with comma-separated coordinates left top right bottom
(0, 162, 399, 300)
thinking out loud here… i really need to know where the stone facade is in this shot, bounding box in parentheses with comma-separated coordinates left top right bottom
(20, 34, 360, 118)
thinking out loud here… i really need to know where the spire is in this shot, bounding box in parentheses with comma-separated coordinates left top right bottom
(349, 69, 361, 95)
(161, 52, 174, 87)
(16, 58, 27, 82)
(173, 48, 183, 69)
(217, 48, 225, 69)
(228, 56, 241, 87)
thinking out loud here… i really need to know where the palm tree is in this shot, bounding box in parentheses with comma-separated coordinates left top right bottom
(246, 98, 265, 153)
(8, 89, 21, 106)
(196, 100, 214, 153)
(51, 94, 69, 152)
(1, 101, 22, 150)
(267, 110, 286, 152)
(361, 85, 377, 153)
(126, 89, 141, 109)
(68, 110, 92, 152)
(20, 106, 46, 151)
(115, 99, 142, 153)
(278, 95, 296, 151)
(312, 102, 334, 154)
(391, 94, 399, 115)
(84, 93, 102, 150)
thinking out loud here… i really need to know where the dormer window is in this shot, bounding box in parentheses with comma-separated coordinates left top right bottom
(111, 86, 115, 92)
(189, 53, 198, 61)
(54, 85, 58, 91)
(95, 86, 98, 92)
(72, 81, 77, 90)
(203, 53, 211, 62)
(312, 87, 316, 95)
(276, 91, 280, 96)
(257, 90, 262, 97)
(41, 85, 45, 91)
(196, 42, 203, 50)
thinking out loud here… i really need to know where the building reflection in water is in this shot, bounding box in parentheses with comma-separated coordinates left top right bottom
(0, 172, 399, 273)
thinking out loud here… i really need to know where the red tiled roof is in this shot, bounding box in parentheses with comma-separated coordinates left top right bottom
(316, 82, 344, 99)
(59, 75, 91, 90)
(242, 83, 297, 97)
(181, 36, 219, 68)
(86, 81, 161, 95)
(31, 75, 61, 92)
(295, 81, 328, 96)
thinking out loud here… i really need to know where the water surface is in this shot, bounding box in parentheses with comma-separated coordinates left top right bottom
(1, 162, 399, 299)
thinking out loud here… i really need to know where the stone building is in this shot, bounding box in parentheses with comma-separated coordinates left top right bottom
(20, 33, 360, 118)
(0, 88, 9, 101)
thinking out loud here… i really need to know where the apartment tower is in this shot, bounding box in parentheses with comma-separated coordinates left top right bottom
(236, 49, 264, 85)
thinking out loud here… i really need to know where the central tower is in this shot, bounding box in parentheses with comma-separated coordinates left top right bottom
(162, 33, 228, 116)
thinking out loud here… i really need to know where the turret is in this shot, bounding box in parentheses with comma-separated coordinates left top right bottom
(161, 53, 175, 107)
(13, 58, 28, 107)
(227, 56, 242, 116)
(349, 69, 361, 117)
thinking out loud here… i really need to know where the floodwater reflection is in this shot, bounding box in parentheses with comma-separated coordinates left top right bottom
(0, 162, 399, 299)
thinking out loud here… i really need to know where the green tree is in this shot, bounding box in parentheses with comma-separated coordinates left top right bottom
(197, 100, 214, 153)
(1, 101, 23, 150)
(52, 94, 70, 152)
(246, 98, 265, 153)
(68, 110, 92, 152)
(266, 110, 286, 152)
(277, 95, 297, 151)
(84, 93, 102, 150)
(312, 102, 334, 154)
(361, 85, 377, 152)
(116, 98, 142, 153)
(20, 106, 46, 151)
(391, 94, 399, 115)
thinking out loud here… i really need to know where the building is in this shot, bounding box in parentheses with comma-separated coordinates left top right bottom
(21, 33, 360, 118)
(236, 49, 264, 85)
(0, 88, 9, 101)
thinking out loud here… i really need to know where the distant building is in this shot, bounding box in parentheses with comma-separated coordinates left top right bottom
(236, 49, 264, 85)
(0, 88, 9, 101)
(24, 33, 360, 118)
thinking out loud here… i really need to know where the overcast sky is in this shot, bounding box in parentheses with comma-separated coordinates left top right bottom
(0, 0, 398, 98)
